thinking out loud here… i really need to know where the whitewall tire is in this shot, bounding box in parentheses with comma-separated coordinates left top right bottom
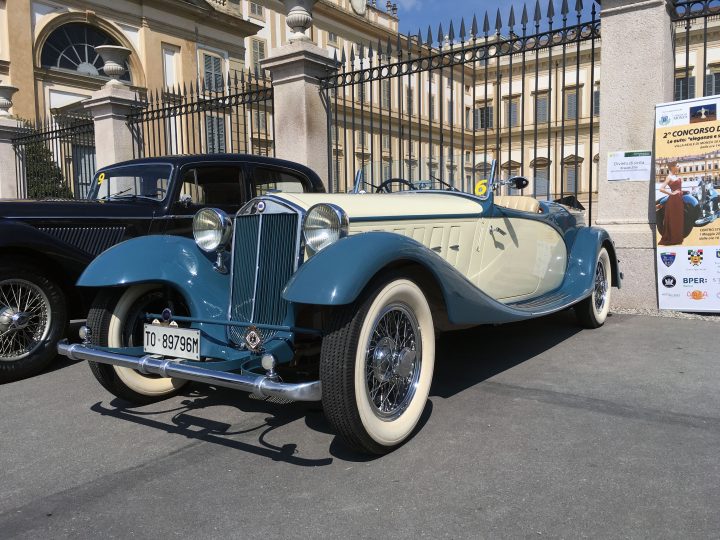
(320, 278, 435, 454)
(88, 285, 187, 404)
(576, 247, 612, 329)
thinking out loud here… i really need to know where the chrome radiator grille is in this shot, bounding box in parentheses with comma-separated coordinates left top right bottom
(229, 212, 299, 345)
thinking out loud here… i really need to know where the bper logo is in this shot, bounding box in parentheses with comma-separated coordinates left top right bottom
(662, 275, 676, 288)
(683, 277, 707, 284)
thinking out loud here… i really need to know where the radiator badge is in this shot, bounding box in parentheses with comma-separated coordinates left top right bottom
(245, 325, 263, 353)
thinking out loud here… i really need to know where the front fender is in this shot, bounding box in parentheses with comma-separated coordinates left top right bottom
(77, 235, 230, 322)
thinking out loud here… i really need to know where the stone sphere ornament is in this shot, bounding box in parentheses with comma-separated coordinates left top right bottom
(95, 45, 131, 86)
(0, 84, 18, 116)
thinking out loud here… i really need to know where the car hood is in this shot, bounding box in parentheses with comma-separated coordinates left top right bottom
(0, 198, 157, 219)
(273, 192, 484, 220)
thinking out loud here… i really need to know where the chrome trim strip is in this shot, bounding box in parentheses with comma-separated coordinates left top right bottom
(58, 341, 321, 402)
(349, 213, 483, 223)
(249, 212, 263, 323)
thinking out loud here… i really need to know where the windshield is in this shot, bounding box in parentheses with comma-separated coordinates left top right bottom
(87, 164, 173, 201)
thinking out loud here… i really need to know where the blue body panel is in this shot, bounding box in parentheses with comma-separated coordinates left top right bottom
(283, 227, 619, 326)
(77, 235, 237, 358)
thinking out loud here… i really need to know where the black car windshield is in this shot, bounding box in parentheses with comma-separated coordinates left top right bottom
(87, 164, 172, 201)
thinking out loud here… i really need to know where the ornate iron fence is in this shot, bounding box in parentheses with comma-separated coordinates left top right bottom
(672, 1, 720, 100)
(13, 115, 96, 199)
(128, 70, 275, 159)
(321, 0, 601, 218)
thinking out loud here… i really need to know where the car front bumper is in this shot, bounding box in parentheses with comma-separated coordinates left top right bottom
(57, 341, 321, 402)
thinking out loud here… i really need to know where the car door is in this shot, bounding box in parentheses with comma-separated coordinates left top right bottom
(476, 210, 567, 302)
(162, 163, 249, 237)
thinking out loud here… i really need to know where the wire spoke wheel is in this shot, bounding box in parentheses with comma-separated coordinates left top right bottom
(364, 303, 421, 421)
(593, 260, 608, 312)
(0, 279, 52, 362)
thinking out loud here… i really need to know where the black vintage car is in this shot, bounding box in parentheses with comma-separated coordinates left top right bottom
(0, 154, 325, 382)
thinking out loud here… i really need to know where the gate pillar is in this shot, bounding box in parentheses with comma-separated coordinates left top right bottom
(0, 117, 24, 199)
(596, 0, 676, 309)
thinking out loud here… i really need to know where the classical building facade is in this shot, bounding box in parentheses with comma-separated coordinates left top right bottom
(0, 0, 715, 200)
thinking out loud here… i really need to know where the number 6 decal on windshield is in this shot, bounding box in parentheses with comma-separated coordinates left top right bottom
(474, 179, 488, 198)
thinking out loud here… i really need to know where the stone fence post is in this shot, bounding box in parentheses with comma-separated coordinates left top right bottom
(0, 117, 24, 199)
(83, 85, 139, 170)
(596, 0, 676, 309)
(262, 0, 338, 190)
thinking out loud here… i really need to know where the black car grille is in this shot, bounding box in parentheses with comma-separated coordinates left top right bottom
(39, 226, 126, 256)
(229, 212, 299, 345)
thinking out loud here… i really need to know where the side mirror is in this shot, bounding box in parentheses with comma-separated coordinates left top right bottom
(508, 176, 529, 190)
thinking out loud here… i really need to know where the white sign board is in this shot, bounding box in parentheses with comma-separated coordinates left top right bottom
(607, 150, 653, 182)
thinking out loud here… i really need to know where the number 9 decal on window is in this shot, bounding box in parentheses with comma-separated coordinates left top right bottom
(97, 172, 106, 185)
(474, 179, 488, 198)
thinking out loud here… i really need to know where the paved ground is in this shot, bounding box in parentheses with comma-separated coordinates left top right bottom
(1, 312, 719, 539)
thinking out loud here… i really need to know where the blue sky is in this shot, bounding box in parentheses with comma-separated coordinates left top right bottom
(395, 0, 597, 37)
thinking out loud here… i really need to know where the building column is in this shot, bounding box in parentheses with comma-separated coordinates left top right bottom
(0, 117, 24, 198)
(83, 85, 140, 169)
(596, 0, 676, 309)
(261, 41, 338, 190)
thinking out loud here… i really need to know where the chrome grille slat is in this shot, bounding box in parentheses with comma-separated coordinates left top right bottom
(229, 212, 299, 345)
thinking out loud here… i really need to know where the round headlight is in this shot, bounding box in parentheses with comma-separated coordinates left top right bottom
(303, 204, 349, 254)
(193, 208, 232, 252)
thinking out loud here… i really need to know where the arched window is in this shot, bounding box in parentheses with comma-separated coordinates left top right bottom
(40, 22, 130, 81)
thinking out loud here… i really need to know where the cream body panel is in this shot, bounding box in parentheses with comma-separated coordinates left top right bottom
(473, 217, 567, 302)
(348, 219, 480, 276)
(276, 192, 483, 218)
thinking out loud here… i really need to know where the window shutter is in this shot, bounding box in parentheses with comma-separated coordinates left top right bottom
(566, 91, 577, 119)
(537, 95, 548, 123)
(593, 90, 600, 116)
(534, 168, 549, 199)
(689, 76, 696, 99)
(565, 166, 577, 193)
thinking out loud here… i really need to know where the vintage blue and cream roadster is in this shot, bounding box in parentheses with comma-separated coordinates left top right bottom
(58, 162, 621, 454)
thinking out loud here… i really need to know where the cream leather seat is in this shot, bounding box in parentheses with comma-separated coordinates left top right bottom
(494, 195, 541, 213)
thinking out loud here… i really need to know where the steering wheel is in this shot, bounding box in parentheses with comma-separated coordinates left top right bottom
(375, 178, 417, 193)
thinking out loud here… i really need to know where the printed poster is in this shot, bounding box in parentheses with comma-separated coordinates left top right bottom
(655, 96, 720, 311)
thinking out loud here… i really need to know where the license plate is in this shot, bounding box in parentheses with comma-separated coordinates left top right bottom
(143, 324, 201, 361)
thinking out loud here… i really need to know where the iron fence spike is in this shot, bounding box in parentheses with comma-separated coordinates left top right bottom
(471, 14, 478, 37)
(448, 20, 455, 43)
(561, 0, 569, 17)
(521, 4, 529, 26)
(575, 0, 583, 13)
(495, 8, 502, 33)
(483, 12, 490, 35)
(460, 18, 466, 41)
(426, 25, 433, 46)
(437, 23, 443, 46)
(509, 5, 516, 28)
(534, 0, 542, 23)
(547, 0, 555, 20)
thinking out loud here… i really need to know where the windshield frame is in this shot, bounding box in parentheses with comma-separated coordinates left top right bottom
(87, 162, 175, 202)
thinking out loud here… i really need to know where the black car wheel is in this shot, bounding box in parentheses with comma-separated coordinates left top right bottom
(0, 264, 67, 383)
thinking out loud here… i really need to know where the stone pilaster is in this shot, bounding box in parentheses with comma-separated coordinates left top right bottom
(596, 0, 675, 309)
(83, 85, 140, 170)
(261, 41, 338, 190)
(0, 117, 24, 199)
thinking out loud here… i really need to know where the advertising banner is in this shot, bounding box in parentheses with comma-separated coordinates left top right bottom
(655, 96, 720, 311)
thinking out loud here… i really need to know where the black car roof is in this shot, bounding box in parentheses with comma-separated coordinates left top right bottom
(99, 154, 326, 193)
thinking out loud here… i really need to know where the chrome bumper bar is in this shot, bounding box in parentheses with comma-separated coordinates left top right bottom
(57, 341, 321, 402)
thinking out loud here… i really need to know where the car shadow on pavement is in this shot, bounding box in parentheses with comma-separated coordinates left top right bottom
(431, 310, 585, 399)
(89, 388, 334, 467)
(87, 309, 587, 464)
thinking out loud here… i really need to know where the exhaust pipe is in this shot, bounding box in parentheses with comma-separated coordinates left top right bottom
(58, 341, 321, 402)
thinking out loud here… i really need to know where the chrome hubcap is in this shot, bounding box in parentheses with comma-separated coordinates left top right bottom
(594, 261, 608, 312)
(364, 303, 421, 421)
(0, 280, 51, 361)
